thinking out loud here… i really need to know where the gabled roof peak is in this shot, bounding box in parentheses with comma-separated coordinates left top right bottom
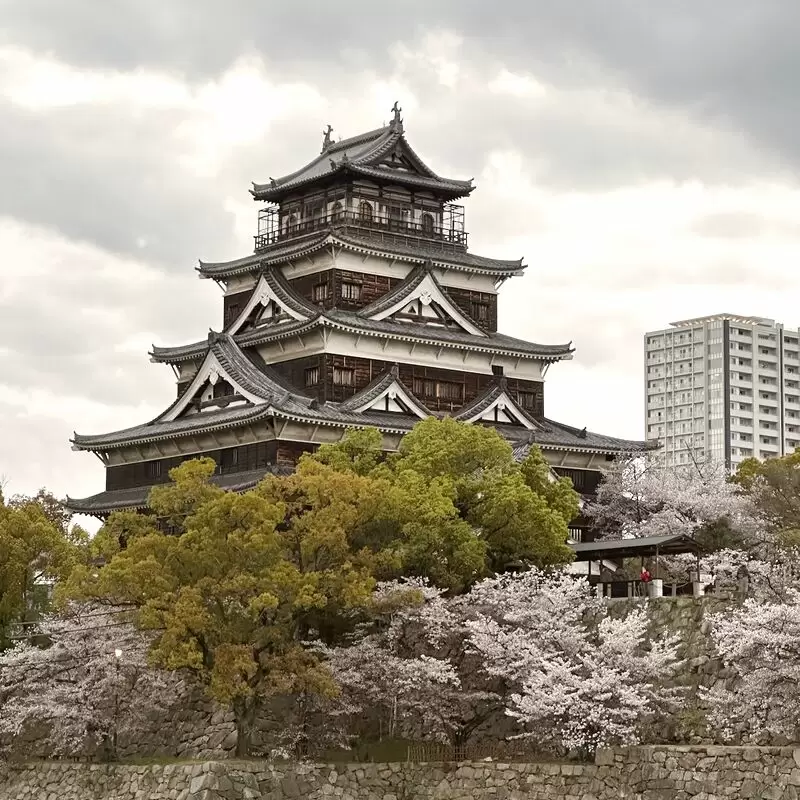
(252, 106, 473, 202)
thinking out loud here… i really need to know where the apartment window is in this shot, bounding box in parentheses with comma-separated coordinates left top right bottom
(305, 367, 320, 386)
(147, 461, 162, 479)
(333, 367, 355, 386)
(340, 281, 362, 302)
(312, 283, 328, 302)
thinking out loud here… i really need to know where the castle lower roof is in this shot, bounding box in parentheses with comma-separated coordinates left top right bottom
(197, 230, 524, 280)
(66, 466, 292, 516)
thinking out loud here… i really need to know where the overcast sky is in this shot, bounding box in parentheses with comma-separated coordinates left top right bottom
(2, 1, 800, 520)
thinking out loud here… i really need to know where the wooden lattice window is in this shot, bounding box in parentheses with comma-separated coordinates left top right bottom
(341, 281, 361, 301)
(305, 367, 320, 386)
(359, 201, 373, 222)
(421, 212, 434, 234)
(472, 302, 489, 323)
(312, 283, 328, 302)
(517, 391, 537, 411)
(147, 461, 162, 479)
(333, 367, 355, 386)
(437, 381, 463, 402)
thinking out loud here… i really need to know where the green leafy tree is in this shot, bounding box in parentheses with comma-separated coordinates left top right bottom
(734, 452, 800, 547)
(0, 490, 86, 649)
(66, 460, 373, 755)
(390, 418, 576, 573)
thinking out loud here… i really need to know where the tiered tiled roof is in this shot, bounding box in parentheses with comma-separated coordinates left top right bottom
(152, 267, 573, 366)
(250, 122, 474, 202)
(66, 466, 293, 515)
(197, 230, 525, 280)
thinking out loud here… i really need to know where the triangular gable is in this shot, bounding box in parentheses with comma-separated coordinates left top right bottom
(459, 390, 540, 430)
(352, 379, 431, 418)
(369, 272, 486, 337)
(160, 349, 266, 422)
(368, 135, 439, 180)
(227, 273, 312, 335)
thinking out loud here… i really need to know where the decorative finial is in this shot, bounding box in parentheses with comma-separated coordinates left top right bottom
(329, 158, 337, 170)
(269, 177, 277, 188)
(321, 124, 333, 152)
(390, 101, 403, 131)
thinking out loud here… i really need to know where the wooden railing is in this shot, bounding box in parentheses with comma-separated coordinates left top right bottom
(254, 210, 468, 254)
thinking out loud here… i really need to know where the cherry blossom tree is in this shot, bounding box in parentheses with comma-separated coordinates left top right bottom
(466, 569, 681, 753)
(322, 573, 681, 754)
(320, 580, 493, 746)
(587, 455, 760, 546)
(0, 604, 178, 759)
(703, 593, 800, 740)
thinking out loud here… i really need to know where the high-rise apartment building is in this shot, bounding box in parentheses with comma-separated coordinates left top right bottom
(645, 314, 800, 470)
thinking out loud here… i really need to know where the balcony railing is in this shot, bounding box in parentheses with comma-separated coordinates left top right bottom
(254, 206, 469, 255)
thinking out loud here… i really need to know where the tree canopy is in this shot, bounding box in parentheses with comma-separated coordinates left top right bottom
(63, 419, 579, 754)
(0, 489, 86, 650)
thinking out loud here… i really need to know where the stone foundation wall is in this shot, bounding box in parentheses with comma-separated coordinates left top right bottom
(3, 745, 800, 800)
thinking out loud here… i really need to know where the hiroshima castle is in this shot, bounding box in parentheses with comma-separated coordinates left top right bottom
(67, 104, 646, 522)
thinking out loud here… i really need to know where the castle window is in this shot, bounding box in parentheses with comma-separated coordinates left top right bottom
(436, 381, 463, 402)
(147, 461, 162, 479)
(305, 367, 320, 386)
(517, 391, 537, 411)
(421, 212, 434, 234)
(358, 200, 373, 222)
(287, 214, 297, 232)
(341, 281, 361, 302)
(472, 302, 489, 323)
(333, 367, 355, 386)
(412, 378, 462, 402)
(312, 283, 328, 302)
(331, 201, 344, 221)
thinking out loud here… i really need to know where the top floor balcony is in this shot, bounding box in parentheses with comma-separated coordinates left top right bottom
(254, 202, 468, 255)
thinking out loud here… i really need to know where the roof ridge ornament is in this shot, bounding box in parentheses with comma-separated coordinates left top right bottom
(390, 101, 403, 133)
(321, 124, 333, 153)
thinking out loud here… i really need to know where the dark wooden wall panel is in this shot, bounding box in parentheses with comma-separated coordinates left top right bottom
(444, 287, 498, 332)
(106, 441, 280, 491)
(223, 290, 251, 328)
(264, 354, 544, 416)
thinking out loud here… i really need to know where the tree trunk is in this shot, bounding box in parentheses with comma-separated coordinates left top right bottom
(233, 699, 256, 758)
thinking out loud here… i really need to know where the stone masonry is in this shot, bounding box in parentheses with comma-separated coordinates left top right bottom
(3, 745, 800, 800)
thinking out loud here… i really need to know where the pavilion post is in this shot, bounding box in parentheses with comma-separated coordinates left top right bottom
(649, 546, 663, 599)
(693, 550, 703, 597)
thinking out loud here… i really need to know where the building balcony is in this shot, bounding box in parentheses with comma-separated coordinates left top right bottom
(254, 204, 469, 255)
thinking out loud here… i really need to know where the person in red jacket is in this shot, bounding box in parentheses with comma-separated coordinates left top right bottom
(640, 566, 652, 583)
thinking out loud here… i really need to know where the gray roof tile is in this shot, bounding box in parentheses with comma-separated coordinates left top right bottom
(66, 466, 292, 515)
(251, 126, 473, 201)
(196, 228, 523, 280)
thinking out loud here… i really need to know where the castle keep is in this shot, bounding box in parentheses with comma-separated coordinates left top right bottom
(68, 105, 645, 519)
